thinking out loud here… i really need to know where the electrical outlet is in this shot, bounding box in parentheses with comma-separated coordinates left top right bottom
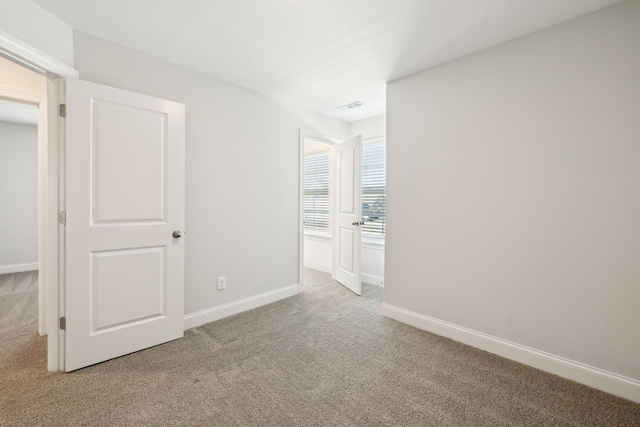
(217, 276, 226, 291)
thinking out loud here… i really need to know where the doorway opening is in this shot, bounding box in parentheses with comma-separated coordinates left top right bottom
(0, 58, 50, 376)
(0, 49, 68, 371)
(0, 98, 40, 340)
(0, 55, 48, 329)
(299, 131, 387, 295)
(299, 131, 338, 292)
(302, 137, 334, 275)
(0, 24, 105, 372)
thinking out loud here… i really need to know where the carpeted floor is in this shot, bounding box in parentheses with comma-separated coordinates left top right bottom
(1, 268, 639, 426)
(0, 271, 38, 336)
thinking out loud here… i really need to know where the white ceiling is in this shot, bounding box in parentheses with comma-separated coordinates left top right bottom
(35, 0, 623, 122)
(0, 99, 39, 126)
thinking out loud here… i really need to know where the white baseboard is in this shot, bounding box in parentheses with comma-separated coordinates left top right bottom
(184, 284, 299, 330)
(303, 261, 332, 274)
(362, 273, 384, 287)
(0, 262, 38, 275)
(381, 303, 640, 404)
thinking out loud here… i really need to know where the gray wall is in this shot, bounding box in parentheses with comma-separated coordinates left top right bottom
(349, 114, 385, 140)
(0, 0, 74, 67)
(73, 32, 348, 316)
(0, 121, 38, 270)
(386, 0, 640, 382)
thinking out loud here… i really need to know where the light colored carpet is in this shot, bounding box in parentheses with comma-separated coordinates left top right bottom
(0, 271, 38, 336)
(0, 268, 638, 426)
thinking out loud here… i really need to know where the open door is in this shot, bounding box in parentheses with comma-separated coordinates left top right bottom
(64, 79, 185, 371)
(333, 135, 363, 295)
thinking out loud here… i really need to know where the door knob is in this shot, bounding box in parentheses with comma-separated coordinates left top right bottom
(352, 222, 358, 226)
(172, 230, 182, 238)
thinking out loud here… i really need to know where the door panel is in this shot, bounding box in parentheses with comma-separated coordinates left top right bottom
(92, 100, 167, 223)
(333, 135, 362, 295)
(90, 246, 165, 331)
(339, 149, 355, 213)
(338, 227, 355, 273)
(65, 79, 185, 371)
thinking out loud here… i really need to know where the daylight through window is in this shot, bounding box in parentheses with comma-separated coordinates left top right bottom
(304, 139, 386, 237)
(362, 139, 386, 237)
(303, 150, 330, 233)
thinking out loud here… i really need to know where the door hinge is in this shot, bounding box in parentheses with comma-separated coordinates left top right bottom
(59, 317, 66, 330)
(59, 211, 66, 225)
(59, 104, 66, 118)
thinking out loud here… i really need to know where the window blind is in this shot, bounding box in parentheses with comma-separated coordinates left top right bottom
(303, 151, 330, 232)
(362, 140, 386, 236)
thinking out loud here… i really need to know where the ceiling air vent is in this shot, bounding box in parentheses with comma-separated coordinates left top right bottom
(337, 101, 364, 111)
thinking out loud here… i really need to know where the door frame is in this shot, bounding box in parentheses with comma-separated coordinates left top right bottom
(298, 130, 340, 292)
(1, 32, 78, 371)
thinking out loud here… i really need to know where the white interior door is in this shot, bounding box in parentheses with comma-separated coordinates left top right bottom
(333, 135, 363, 295)
(64, 79, 185, 371)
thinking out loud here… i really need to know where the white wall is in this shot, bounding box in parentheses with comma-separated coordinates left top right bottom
(385, 0, 640, 400)
(303, 235, 332, 273)
(349, 114, 385, 139)
(0, 0, 74, 67)
(73, 32, 348, 318)
(0, 121, 38, 272)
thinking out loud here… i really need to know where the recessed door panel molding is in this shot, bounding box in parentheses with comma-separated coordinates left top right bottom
(333, 135, 363, 295)
(91, 99, 167, 225)
(339, 227, 354, 274)
(65, 79, 185, 371)
(91, 246, 166, 333)
(339, 149, 355, 215)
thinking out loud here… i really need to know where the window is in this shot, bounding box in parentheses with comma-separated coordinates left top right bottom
(362, 139, 386, 237)
(304, 149, 330, 234)
(303, 138, 385, 238)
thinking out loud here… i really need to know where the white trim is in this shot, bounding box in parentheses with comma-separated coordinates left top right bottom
(0, 86, 45, 102)
(0, 263, 39, 275)
(381, 303, 640, 403)
(47, 77, 64, 372)
(298, 131, 304, 292)
(36, 89, 48, 337)
(184, 284, 300, 330)
(362, 273, 384, 287)
(304, 261, 332, 274)
(301, 130, 342, 146)
(0, 30, 78, 78)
